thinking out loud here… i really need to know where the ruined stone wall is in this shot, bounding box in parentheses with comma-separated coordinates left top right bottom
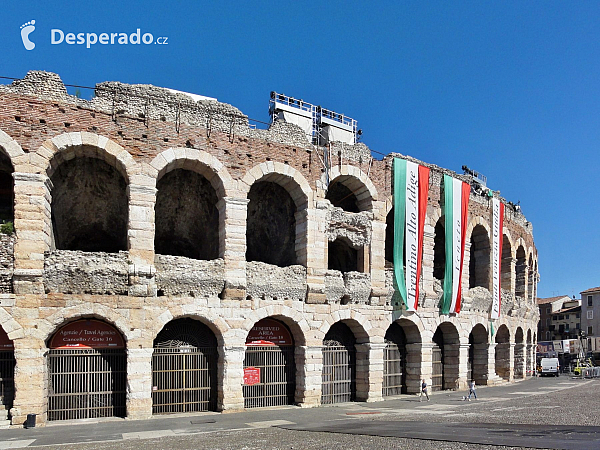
(0, 234, 14, 293)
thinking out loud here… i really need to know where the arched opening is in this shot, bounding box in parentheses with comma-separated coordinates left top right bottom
(328, 237, 358, 273)
(152, 318, 218, 414)
(383, 322, 406, 396)
(246, 181, 297, 267)
(326, 179, 359, 212)
(495, 325, 510, 381)
(244, 318, 295, 408)
(155, 169, 219, 260)
(433, 218, 445, 281)
(515, 246, 526, 298)
(50, 157, 127, 252)
(527, 255, 534, 301)
(0, 150, 13, 225)
(47, 319, 126, 421)
(469, 225, 490, 289)
(385, 208, 394, 268)
(526, 329, 532, 376)
(468, 324, 488, 386)
(431, 322, 460, 391)
(0, 326, 15, 415)
(322, 322, 356, 404)
(514, 327, 524, 379)
(501, 235, 512, 291)
(383, 319, 422, 396)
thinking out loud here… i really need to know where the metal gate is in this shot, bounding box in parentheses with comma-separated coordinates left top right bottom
(432, 345, 443, 391)
(243, 345, 295, 408)
(321, 345, 355, 404)
(152, 347, 217, 414)
(0, 351, 15, 410)
(383, 343, 404, 397)
(47, 349, 126, 421)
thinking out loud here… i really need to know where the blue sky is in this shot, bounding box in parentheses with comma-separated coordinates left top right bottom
(1, 1, 598, 298)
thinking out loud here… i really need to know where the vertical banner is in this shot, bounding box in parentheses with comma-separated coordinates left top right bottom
(442, 175, 470, 314)
(491, 198, 504, 319)
(393, 158, 429, 311)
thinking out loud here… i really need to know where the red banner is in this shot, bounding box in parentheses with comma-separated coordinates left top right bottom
(0, 327, 13, 350)
(49, 319, 125, 349)
(246, 318, 293, 346)
(243, 367, 261, 385)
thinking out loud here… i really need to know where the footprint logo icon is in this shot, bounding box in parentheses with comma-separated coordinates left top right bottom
(20, 20, 36, 50)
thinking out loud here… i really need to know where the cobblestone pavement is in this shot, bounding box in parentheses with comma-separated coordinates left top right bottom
(1, 376, 598, 449)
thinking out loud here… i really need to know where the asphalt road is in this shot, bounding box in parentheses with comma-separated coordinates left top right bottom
(1, 375, 598, 449)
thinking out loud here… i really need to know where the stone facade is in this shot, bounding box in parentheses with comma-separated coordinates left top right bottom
(0, 71, 539, 427)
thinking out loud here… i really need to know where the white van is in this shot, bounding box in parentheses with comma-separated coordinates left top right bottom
(540, 357, 560, 377)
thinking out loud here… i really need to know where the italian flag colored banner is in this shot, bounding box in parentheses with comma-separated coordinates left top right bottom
(393, 158, 430, 311)
(491, 198, 504, 319)
(441, 175, 470, 315)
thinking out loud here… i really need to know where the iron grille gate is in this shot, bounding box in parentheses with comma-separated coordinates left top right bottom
(383, 343, 404, 397)
(0, 351, 15, 410)
(243, 346, 295, 408)
(321, 345, 355, 404)
(152, 347, 217, 414)
(432, 346, 443, 391)
(47, 349, 126, 421)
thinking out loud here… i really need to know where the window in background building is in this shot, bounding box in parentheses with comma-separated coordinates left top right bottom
(588, 326, 593, 335)
(546, 307, 551, 314)
(588, 296, 593, 307)
(588, 310, 593, 320)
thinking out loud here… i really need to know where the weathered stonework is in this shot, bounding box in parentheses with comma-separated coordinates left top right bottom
(0, 71, 539, 428)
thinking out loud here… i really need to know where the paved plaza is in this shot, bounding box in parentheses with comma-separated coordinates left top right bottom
(0, 376, 599, 449)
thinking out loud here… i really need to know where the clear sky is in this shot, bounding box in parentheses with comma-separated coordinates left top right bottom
(1, 1, 598, 298)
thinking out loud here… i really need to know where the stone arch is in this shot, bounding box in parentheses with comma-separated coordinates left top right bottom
(469, 323, 489, 385)
(526, 328, 533, 376)
(0, 307, 24, 342)
(34, 132, 136, 181)
(149, 148, 236, 199)
(0, 129, 26, 164)
(468, 220, 491, 290)
(242, 306, 309, 347)
(36, 304, 134, 346)
(527, 251, 534, 301)
(322, 165, 378, 211)
(241, 162, 312, 209)
(319, 311, 372, 344)
(384, 317, 423, 394)
(0, 129, 24, 226)
(242, 163, 312, 267)
(501, 231, 513, 291)
(149, 310, 229, 348)
(432, 321, 460, 391)
(433, 215, 446, 281)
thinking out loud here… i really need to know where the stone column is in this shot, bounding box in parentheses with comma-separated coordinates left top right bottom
(12, 173, 47, 295)
(218, 198, 249, 300)
(458, 343, 470, 390)
(358, 342, 384, 402)
(406, 342, 423, 394)
(486, 342, 504, 386)
(127, 182, 157, 297)
(306, 202, 328, 304)
(509, 342, 515, 382)
(219, 346, 245, 411)
(126, 347, 153, 420)
(418, 342, 433, 391)
(295, 345, 322, 407)
(369, 219, 387, 306)
(354, 342, 370, 401)
(10, 338, 45, 426)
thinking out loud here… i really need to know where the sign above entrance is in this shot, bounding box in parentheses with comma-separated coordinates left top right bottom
(0, 327, 13, 350)
(49, 319, 125, 349)
(246, 319, 293, 346)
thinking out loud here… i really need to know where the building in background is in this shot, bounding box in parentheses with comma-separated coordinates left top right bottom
(581, 287, 600, 338)
(537, 295, 572, 341)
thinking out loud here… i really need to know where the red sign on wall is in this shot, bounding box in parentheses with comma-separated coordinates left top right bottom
(49, 319, 125, 349)
(243, 367, 261, 385)
(0, 327, 13, 350)
(245, 318, 293, 346)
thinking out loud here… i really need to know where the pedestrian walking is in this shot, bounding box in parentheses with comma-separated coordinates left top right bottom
(419, 379, 430, 401)
(467, 380, 477, 400)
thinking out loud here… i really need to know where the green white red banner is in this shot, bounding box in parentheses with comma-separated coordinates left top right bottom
(491, 198, 504, 319)
(442, 175, 470, 314)
(393, 158, 430, 311)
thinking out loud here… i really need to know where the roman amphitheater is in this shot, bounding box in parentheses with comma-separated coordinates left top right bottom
(0, 71, 538, 427)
